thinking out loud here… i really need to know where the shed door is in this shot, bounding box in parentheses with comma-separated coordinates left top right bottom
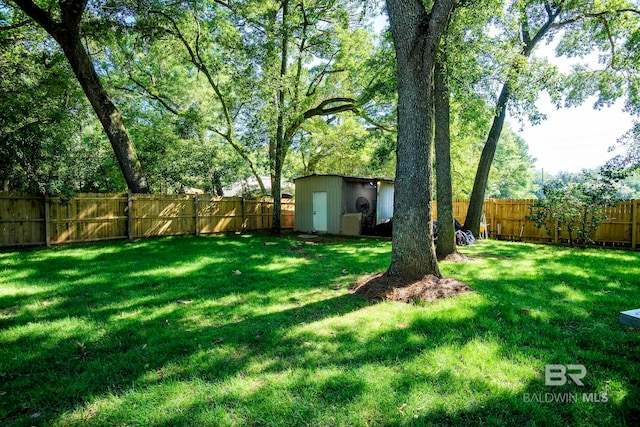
(313, 192, 328, 232)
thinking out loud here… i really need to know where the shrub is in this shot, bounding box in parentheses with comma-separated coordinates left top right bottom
(527, 171, 618, 247)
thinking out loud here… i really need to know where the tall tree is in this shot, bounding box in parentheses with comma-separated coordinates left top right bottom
(385, 0, 455, 277)
(464, 0, 561, 235)
(264, 0, 362, 234)
(112, 0, 268, 195)
(464, 0, 640, 236)
(434, 44, 456, 259)
(9, 0, 149, 193)
(0, 13, 82, 194)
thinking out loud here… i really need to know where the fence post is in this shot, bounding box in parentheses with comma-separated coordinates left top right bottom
(491, 199, 496, 239)
(554, 219, 559, 244)
(241, 197, 247, 231)
(127, 190, 133, 240)
(194, 194, 200, 237)
(632, 199, 638, 251)
(44, 194, 51, 247)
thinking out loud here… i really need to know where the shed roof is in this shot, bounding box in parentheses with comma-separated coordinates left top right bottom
(293, 174, 394, 184)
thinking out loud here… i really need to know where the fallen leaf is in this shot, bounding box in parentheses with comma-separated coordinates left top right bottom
(398, 403, 407, 416)
(521, 308, 531, 314)
(263, 242, 278, 246)
(341, 268, 348, 274)
(176, 299, 193, 304)
(212, 338, 224, 345)
(233, 270, 242, 275)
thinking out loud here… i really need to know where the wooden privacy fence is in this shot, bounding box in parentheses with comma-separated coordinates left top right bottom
(443, 199, 640, 249)
(1, 193, 639, 249)
(0, 192, 294, 247)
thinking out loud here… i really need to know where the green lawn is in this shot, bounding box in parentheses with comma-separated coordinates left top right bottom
(1, 234, 639, 426)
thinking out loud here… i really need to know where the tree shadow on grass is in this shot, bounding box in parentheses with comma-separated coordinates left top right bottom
(1, 237, 639, 426)
(0, 234, 389, 425)
(51, 294, 638, 426)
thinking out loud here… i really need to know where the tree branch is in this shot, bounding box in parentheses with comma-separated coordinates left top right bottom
(520, 8, 531, 46)
(552, 8, 640, 28)
(0, 20, 30, 31)
(548, 8, 640, 69)
(306, 57, 342, 97)
(206, 124, 267, 195)
(423, 0, 456, 58)
(126, 73, 181, 115)
(358, 110, 396, 133)
(150, 8, 234, 139)
(523, 2, 563, 56)
(285, 97, 357, 140)
(291, 0, 309, 113)
(9, 0, 56, 35)
(59, 0, 87, 34)
(600, 15, 617, 69)
(212, 0, 267, 36)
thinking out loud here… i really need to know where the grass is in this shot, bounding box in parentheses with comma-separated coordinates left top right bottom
(1, 233, 639, 426)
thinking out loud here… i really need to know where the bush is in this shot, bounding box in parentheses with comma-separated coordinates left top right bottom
(527, 171, 618, 247)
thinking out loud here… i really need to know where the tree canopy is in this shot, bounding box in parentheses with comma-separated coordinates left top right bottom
(1, 0, 638, 268)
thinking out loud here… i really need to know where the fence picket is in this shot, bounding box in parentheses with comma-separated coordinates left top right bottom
(0, 193, 638, 249)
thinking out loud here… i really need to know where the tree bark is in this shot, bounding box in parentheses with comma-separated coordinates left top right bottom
(434, 48, 456, 259)
(386, 0, 455, 278)
(59, 37, 149, 193)
(464, 83, 509, 236)
(11, 0, 149, 193)
(464, 4, 563, 235)
(270, 0, 289, 236)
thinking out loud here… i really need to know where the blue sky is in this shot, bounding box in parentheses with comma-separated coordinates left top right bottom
(511, 96, 634, 175)
(511, 39, 635, 175)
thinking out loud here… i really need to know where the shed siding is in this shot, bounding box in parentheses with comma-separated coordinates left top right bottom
(294, 175, 343, 233)
(377, 181, 394, 224)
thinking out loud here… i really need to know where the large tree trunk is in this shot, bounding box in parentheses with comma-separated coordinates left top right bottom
(386, 0, 455, 278)
(464, 83, 509, 236)
(271, 150, 284, 235)
(434, 51, 456, 259)
(463, 5, 562, 236)
(270, 0, 289, 236)
(12, 0, 149, 193)
(59, 37, 149, 193)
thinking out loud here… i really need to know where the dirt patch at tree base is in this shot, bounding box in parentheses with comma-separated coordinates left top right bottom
(440, 252, 475, 262)
(350, 272, 473, 303)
